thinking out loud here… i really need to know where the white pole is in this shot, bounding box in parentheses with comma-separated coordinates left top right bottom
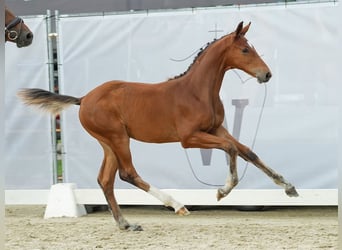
(339, 1, 342, 246)
(46, 9, 58, 184)
(0, 0, 5, 248)
(338, 3, 342, 249)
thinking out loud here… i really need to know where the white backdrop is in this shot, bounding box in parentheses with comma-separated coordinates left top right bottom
(59, 3, 339, 190)
(4, 17, 53, 189)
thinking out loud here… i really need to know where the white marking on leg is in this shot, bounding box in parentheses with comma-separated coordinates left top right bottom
(221, 172, 237, 194)
(148, 186, 184, 212)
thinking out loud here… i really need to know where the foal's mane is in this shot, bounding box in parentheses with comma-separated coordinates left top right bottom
(169, 33, 229, 80)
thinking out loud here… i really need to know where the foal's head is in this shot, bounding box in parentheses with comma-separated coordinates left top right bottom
(226, 22, 271, 83)
(5, 7, 33, 47)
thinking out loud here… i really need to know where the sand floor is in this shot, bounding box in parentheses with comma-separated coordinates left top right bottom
(5, 205, 338, 250)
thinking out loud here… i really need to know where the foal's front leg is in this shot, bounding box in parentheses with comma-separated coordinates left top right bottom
(215, 126, 299, 197)
(180, 131, 240, 200)
(216, 149, 238, 201)
(246, 152, 299, 197)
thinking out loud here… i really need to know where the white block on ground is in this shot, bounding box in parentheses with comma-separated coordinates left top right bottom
(44, 183, 87, 218)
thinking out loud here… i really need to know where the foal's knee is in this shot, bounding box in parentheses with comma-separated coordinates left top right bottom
(246, 150, 259, 161)
(227, 142, 238, 158)
(239, 148, 259, 162)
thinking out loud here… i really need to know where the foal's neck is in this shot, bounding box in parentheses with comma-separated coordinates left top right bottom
(184, 37, 232, 99)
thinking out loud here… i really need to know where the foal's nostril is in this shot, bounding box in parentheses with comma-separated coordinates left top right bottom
(265, 72, 272, 81)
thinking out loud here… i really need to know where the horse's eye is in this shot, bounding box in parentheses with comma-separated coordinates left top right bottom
(242, 47, 249, 54)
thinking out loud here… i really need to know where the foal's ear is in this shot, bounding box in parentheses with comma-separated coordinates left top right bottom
(235, 21, 251, 39)
(241, 22, 251, 36)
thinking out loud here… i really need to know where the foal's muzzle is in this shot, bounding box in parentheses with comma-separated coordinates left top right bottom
(257, 71, 272, 83)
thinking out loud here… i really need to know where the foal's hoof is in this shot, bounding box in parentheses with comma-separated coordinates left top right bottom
(285, 186, 299, 197)
(216, 188, 228, 201)
(176, 206, 190, 216)
(126, 224, 143, 231)
(120, 223, 143, 231)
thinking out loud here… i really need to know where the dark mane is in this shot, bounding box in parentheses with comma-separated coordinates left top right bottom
(169, 35, 226, 80)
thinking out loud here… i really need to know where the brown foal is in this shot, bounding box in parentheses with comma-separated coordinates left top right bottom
(18, 22, 298, 231)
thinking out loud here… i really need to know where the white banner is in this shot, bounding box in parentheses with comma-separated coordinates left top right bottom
(59, 4, 339, 190)
(5, 17, 53, 189)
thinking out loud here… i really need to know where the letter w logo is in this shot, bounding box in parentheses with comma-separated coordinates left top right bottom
(200, 99, 249, 165)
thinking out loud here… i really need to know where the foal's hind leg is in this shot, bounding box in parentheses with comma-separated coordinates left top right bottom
(111, 137, 189, 216)
(98, 142, 142, 231)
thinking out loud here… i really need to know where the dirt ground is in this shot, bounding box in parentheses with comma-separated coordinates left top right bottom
(5, 205, 338, 250)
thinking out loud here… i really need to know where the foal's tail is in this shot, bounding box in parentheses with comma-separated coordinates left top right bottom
(17, 88, 81, 115)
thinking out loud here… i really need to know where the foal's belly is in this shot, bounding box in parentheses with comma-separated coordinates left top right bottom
(127, 123, 180, 143)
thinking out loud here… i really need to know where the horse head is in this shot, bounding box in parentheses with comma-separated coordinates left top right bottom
(226, 22, 271, 83)
(5, 7, 33, 47)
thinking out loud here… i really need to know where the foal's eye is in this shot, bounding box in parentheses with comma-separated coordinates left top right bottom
(242, 47, 249, 54)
